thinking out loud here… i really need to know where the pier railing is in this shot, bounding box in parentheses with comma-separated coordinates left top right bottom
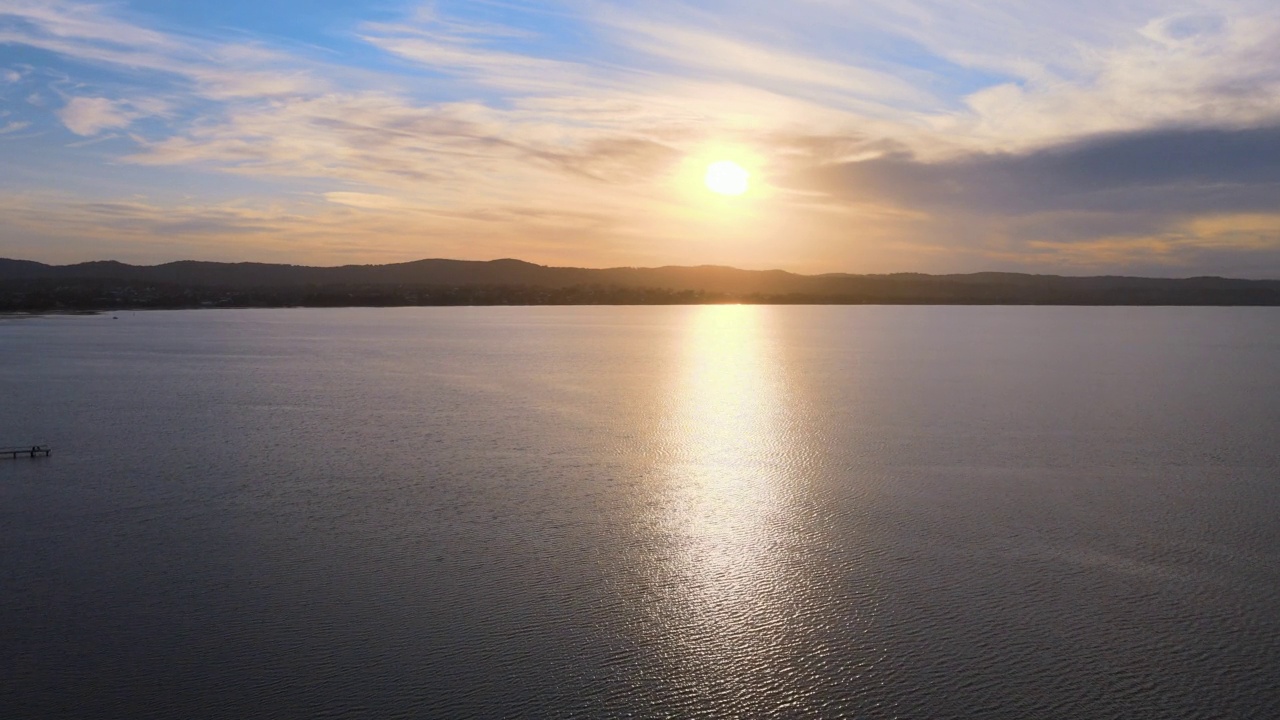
(2, 445, 51, 459)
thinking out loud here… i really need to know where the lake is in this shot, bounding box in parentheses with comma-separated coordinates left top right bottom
(2, 306, 1279, 718)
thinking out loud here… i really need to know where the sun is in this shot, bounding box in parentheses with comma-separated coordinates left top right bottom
(704, 160, 750, 196)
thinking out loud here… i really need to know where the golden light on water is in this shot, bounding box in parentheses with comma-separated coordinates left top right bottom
(650, 304, 810, 696)
(666, 305, 784, 552)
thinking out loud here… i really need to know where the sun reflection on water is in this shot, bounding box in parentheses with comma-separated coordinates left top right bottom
(650, 304, 812, 703)
(665, 305, 788, 559)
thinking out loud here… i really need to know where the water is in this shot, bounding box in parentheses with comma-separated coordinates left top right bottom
(2, 306, 1279, 718)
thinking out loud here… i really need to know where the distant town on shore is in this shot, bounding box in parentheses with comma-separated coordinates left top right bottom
(3, 257, 1279, 311)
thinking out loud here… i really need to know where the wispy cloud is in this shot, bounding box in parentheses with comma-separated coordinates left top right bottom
(360, 16, 595, 94)
(57, 96, 164, 135)
(950, 10, 1280, 149)
(0, 0, 331, 102)
(594, 14, 934, 112)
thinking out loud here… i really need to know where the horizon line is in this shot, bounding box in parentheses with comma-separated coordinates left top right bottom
(4, 256, 1277, 283)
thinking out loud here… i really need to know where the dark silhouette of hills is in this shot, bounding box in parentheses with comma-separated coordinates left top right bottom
(3, 257, 1279, 310)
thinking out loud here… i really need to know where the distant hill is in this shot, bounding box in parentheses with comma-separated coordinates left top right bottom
(3, 257, 1279, 309)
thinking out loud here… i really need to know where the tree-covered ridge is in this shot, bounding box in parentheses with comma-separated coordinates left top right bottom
(3, 258, 1279, 310)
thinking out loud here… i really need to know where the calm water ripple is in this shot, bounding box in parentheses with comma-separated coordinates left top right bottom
(2, 306, 1279, 718)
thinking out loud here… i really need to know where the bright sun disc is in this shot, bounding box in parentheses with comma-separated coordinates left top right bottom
(704, 160, 750, 196)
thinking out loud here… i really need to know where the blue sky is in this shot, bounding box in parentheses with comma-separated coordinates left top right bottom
(2, 0, 1279, 275)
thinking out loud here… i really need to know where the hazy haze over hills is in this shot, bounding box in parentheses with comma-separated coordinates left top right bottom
(3, 258, 1279, 307)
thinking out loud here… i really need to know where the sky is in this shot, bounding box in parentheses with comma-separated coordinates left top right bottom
(1, 0, 1279, 276)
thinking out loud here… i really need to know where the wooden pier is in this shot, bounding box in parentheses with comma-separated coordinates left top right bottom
(2, 445, 51, 459)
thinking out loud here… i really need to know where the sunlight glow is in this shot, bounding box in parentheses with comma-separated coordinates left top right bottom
(704, 161, 750, 196)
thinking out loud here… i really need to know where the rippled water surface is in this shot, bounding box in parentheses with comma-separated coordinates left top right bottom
(3, 306, 1279, 718)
